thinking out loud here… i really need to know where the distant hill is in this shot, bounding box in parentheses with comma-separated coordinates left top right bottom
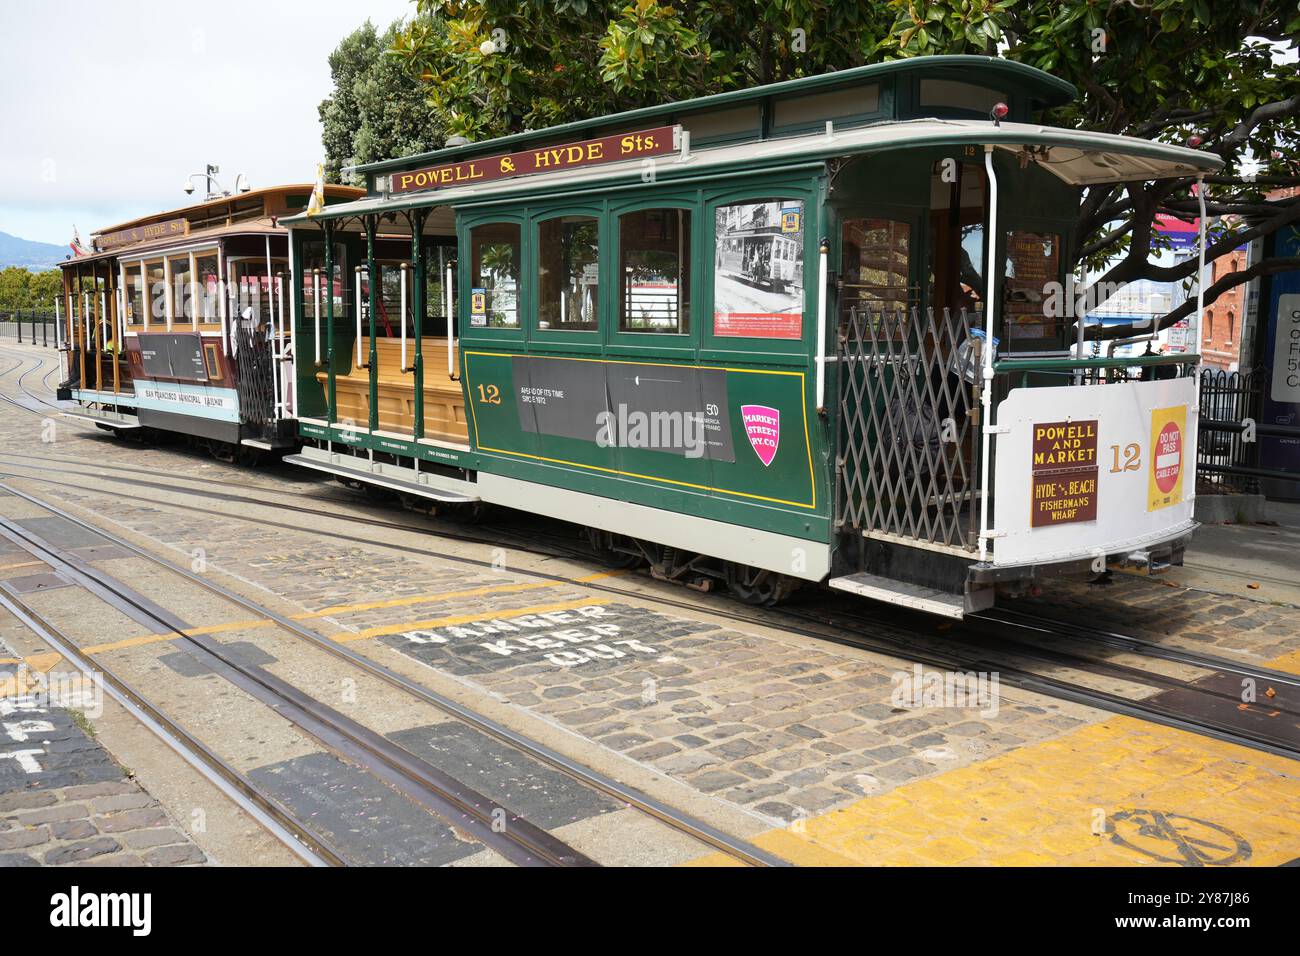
(0, 231, 68, 270)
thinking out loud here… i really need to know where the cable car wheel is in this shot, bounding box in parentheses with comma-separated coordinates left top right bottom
(724, 562, 800, 606)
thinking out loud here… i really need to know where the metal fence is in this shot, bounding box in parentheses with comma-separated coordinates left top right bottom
(1197, 366, 1262, 494)
(0, 310, 59, 347)
(835, 306, 980, 551)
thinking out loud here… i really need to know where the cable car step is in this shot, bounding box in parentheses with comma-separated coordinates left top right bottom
(60, 410, 141, 430)
(827, 571, 965, 619)
(283, 452, 479, 504)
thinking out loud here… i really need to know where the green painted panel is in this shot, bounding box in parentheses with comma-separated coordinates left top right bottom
(462, 350, 825, 536)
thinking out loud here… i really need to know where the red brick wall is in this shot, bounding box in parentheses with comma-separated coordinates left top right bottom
(1200, 248, 1247, 370)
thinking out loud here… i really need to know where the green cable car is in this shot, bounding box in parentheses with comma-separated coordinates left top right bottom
(281, 55, 1220, 617)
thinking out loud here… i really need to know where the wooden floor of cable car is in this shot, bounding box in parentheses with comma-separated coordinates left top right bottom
(318, 337, 468, 443)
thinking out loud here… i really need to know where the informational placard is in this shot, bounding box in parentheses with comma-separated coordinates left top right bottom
(136, 333, 208, 383)
(1270, 293, 1300, 404)
(991, 376, 1197, 567)
(1147, 405, 1187, 512)
(1030, 420, 1099, 527)
(390, 125, 679, 194)
(469, 288, 487, 327)
(713, 200, 804, 340)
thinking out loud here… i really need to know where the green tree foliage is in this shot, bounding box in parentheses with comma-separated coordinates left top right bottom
(320, 19, 447, 184)
(386, 0, 1298, 331)
(0, 267, 61, 313)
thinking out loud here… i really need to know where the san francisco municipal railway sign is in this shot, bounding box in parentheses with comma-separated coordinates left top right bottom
(389, 125, 680, 194)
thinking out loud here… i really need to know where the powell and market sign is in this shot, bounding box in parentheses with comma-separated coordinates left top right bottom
(386, 125, 680, 195)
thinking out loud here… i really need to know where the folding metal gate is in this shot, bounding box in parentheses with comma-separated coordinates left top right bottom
(834, 306, 982, 552)
(234, 324, 275, 437)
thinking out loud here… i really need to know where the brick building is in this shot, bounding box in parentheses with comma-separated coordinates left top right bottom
(1200, 245, 1249, 371)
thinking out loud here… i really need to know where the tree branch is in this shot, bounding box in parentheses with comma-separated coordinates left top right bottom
(1090, 256, 1300, 340)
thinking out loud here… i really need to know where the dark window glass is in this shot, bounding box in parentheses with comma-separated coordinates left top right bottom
(619, 209, 690, 333)
(537, 216, 599, 331)
(469, 222, 521, 328)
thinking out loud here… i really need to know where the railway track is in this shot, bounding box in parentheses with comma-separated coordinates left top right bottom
(3, 345, 1296, 773)
(0, 478, 785, 867)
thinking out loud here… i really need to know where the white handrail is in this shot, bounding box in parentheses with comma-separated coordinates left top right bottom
(354, 266, 365, 369)
(814, 238, 829, 412)
(276, 273, 286, 419)
(445, 258, 455, 378)
(287, 238, 298, 416)
(1192, 175, 1207, 364)
(312, 268, 322, 365)
(978, 144, 999, 564)
(400, 262, 410, 372)
(266, 237, 279, 414)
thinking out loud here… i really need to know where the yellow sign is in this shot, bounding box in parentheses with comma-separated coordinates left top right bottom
(781, 211, 801, 233)
(1147, 405, 1187, 511)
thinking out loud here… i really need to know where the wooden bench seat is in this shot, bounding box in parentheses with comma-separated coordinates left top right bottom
(316, 337, 468, 443)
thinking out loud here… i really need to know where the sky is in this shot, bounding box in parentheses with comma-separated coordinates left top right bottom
(0, 0, 416, 245)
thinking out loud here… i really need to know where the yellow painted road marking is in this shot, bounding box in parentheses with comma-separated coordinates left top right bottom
(73, 575, 622, 655)
(1265, 647, 1300, 676)
(308, 570, 624, 617)
(337, 597, 611, 643)
(687, 716, 1300, 866)
(0, 560, 46, 572)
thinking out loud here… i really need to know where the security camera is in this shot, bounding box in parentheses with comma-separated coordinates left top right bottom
(184, 181, 195, 195)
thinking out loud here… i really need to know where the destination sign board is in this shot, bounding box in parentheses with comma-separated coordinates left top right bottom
(390, 125, 679, 195)
(96, 218, 189, 251)
(1030, 419, 1099, 527)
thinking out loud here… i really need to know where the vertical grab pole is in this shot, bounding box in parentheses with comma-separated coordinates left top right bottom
(1192, 175, 1207, 364)
(354, 267, 365, 370)
(814, 237, 829, 414)
(411, 214, 426, 440)
(400, 263, 409, 372)
(446, 257, 455, 379)
(265, 236, 279, 422)
(324, 222, 337, 425)
(276, 272, 286, 419)
(312, 268, 322, 366)
(80, 288, 88, 390)
(287, 232, 299, 417)
(364, 217, 378, 434)
(978, 145, 999, 564)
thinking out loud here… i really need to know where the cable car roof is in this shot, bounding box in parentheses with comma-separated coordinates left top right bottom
(347, 56, 1078, 180)
(285, 119, 1223, 230)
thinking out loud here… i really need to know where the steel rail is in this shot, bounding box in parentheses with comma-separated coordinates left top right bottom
(0, 582, 341, 867)
(0, 516, 594, 868)
(0, 480, 782, 867)
(975, 606, 1300, 688)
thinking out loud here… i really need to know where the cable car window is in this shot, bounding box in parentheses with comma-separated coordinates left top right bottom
(840, 218, 915, 320)
(926, 162, 985, 315)
(468, 222, 520, 328)
(618, 208, 690, 334)
(145, 260, 166, 322)
(195, 253, 220, 323)
(1003, 230, 1062, 348)
(125, 264, 145, 326)
(713, 199, 804, 339)
(168, 254, 192, 323)
(537, 215, 599, 331)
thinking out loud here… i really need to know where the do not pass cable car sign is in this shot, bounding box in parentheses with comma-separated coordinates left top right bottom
(1147, 405, 1187, 511)
(389, 125, 680, 194)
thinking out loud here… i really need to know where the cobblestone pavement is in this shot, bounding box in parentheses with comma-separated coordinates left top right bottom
(0, 343, 1297, 866)
(2, 655, 208, 867)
